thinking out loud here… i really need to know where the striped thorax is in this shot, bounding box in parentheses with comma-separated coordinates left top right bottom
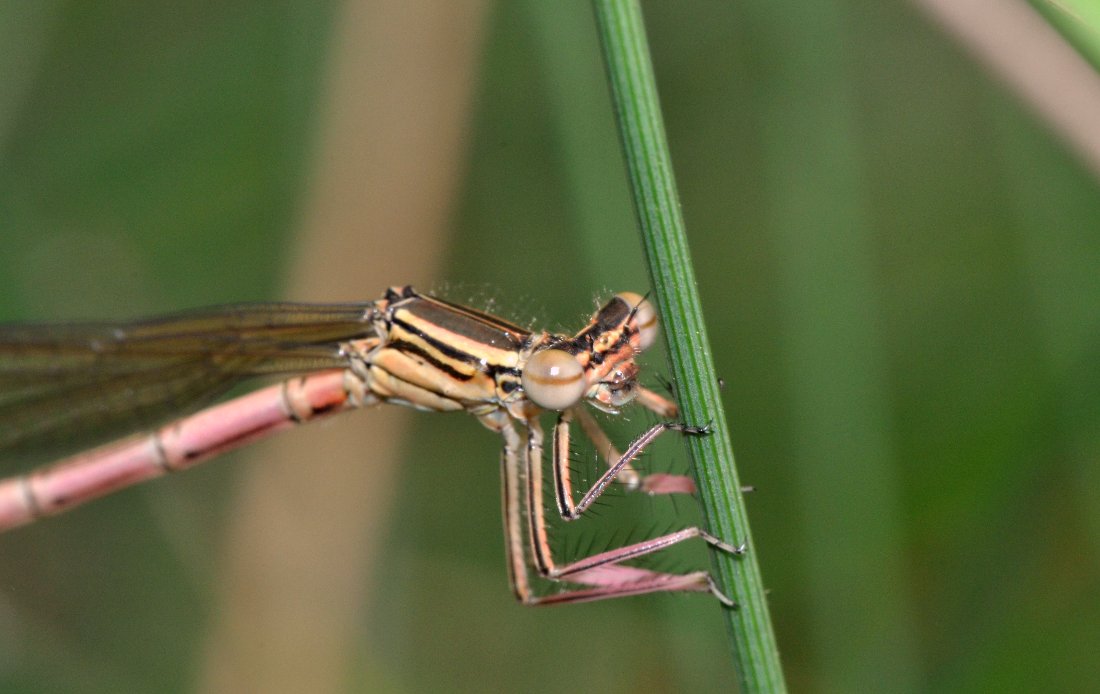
(341, 286, 659, 427)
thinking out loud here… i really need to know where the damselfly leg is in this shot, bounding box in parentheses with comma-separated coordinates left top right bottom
(567, 399, 697, 495)
(504, 407, 742, 606)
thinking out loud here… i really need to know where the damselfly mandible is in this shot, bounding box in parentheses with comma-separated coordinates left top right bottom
(0, 286, 740, 605)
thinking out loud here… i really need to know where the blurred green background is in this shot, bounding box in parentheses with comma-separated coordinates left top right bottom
(2, 1, 1100, 692)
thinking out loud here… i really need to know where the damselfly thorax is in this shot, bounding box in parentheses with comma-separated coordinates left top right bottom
(0, 286, 740, 605)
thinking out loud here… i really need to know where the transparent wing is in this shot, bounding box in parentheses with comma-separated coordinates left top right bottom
(0, 302, 376, 460)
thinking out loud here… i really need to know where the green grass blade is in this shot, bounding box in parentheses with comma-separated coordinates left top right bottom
(1029, 0, 1100, 72)
(591, 1, 786, 691)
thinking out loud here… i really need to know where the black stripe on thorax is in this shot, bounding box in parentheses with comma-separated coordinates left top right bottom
(389, 338, 473, 382)
(390, 315, 486, 367)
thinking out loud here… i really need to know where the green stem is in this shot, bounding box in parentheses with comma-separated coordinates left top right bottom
(591, 2, 786, 691)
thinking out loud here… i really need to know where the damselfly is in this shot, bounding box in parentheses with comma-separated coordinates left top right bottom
(0, 287, 740, 605)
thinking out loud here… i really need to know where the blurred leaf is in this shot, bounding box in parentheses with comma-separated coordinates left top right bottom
(1030, 0, 1100, 72)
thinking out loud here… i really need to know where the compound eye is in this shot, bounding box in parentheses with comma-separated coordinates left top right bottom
(523, 348, 586, 410)
(615, 292, 658, 351)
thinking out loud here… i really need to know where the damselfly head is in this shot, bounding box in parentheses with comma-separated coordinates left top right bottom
(614, 292, 658, 352)
(522, 348, 587, 411)
(589, 364, 639, 414)
(521, 292, 659, 413)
